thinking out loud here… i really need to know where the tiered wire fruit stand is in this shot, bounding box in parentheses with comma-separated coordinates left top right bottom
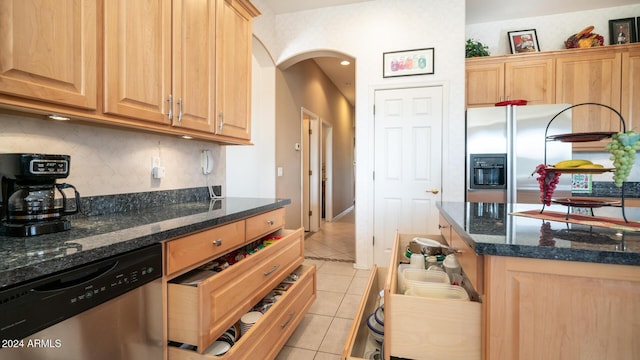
(541, 102, 630, 222)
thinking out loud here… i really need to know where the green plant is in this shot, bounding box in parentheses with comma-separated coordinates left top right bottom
(466, 39, 490, 58)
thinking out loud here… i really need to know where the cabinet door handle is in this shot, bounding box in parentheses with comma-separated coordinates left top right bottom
(167, 94, 173, 120)
(280, 311, 295, 329)
(177, 98, 183, 123)
(218, 112, 224, 131)
(267, 220, 274, 226)
(263, 264, 280, 276)
(212, 239, 222, 246)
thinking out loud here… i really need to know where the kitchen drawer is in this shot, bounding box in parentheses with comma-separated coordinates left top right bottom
(449, 229, 484, 294)
(343, 235, 482, 360)
(245, 208, 285, 241)
(342, 265, 387, 360)
(168, 227, 304, 351)
(168, 264, 316, 360)
(166, 221, 246, 276)
(385, 233, 481, 360)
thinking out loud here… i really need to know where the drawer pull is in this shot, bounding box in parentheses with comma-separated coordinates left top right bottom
(213, 239, 222, 246)
(280, 311, 295, 329)
(267, 219, 275, 226)
(263, 264, 280, 276)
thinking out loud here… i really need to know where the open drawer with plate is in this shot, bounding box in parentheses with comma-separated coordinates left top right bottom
(343, 233, 482, 360)
(167, 227, 306, 355)
(342, 265, 387, 360)
(168, 263, 316, 359)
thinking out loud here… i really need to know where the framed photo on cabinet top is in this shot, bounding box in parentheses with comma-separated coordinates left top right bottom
(608, 18, 637, 44)
(383, 48, 434, 78)
(508, 29, 540, 54)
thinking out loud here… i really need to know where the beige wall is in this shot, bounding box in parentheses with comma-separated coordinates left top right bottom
(276, 60, 355, 228)
(253, 0, 466, 268)
(466, 4, 640, 56)
(0, 112, 224, 197)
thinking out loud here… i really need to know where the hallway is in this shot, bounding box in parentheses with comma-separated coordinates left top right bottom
(303, 209, 355, 263)
(278, 208, 367, 359)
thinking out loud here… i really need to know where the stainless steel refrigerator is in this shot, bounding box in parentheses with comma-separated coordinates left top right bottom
(466, 104, 573, 204)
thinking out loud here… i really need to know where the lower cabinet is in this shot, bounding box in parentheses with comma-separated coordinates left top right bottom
(343, 233, 482, 360)
(163, 213, 316, 359)
(485, 255, 640, 360)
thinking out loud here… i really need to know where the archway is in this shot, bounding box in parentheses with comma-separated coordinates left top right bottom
(275, 49, 356, 261)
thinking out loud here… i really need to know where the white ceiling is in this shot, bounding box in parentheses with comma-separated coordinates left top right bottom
(261, 0, 639, 105)
(466, 0, 638, 24)
(263, 0, 374, 15)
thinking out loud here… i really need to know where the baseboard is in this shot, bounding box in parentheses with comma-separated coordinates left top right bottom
(331, 205, 354, 222)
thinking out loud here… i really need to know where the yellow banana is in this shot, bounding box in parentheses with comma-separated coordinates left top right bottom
(576, 163, 604, 168)
(554, 159, 592, 168)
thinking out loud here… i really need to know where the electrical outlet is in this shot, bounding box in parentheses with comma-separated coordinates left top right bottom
(152, 166, 166, 179)
(151, 157, 164, 179)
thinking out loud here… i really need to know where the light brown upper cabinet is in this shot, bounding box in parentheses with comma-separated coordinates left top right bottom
(466, 61, 504, 108)
(466, 44, 640, 152)
(104, 0, 218, 132)
(466, 55, 554, 108)
(0, 0, 258, 144)
(0, 0, 97, 110)
(621, 46, 640, 133)
(215, 0, 259, 140)
(555, 48, 623, 151)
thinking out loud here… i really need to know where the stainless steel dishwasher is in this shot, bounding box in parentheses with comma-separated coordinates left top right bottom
(0, 244, 162, 359)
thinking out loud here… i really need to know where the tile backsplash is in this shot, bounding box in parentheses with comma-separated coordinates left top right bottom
(0, 112, 225, 197)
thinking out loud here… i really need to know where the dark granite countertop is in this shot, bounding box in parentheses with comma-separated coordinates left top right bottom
(0, 197, 291, 289)
(437, 201, 640, 266)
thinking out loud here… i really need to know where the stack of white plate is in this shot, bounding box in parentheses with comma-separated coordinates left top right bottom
(240, 311, 263, 336)
(203, 340, 231, 356)
(366, 307, 384, 343)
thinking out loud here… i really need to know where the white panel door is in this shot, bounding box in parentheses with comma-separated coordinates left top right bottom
(374, 86, 443, 265)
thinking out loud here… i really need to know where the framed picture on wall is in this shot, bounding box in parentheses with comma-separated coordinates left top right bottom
(508, 29, 540, 54)
(609, 18, 637, 44)
(383, 48, 434, 78)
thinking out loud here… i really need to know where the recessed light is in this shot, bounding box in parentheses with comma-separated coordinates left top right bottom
(340, 60, 350, 66)
(48, 114, 70, 121)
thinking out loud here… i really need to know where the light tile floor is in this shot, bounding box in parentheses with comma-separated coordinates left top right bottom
(303, 209, 356, 263)
(277, 209, 368, 360)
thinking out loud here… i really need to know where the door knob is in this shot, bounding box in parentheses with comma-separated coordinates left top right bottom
(427, 188, 440, 194)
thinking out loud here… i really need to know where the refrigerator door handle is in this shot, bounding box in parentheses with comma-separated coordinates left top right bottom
(506, 105, 516, 204)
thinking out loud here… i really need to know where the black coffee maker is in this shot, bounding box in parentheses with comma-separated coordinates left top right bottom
(0, 154, 80, 237)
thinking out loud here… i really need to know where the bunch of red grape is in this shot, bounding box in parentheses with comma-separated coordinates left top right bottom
(533, 164, 562, 206)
